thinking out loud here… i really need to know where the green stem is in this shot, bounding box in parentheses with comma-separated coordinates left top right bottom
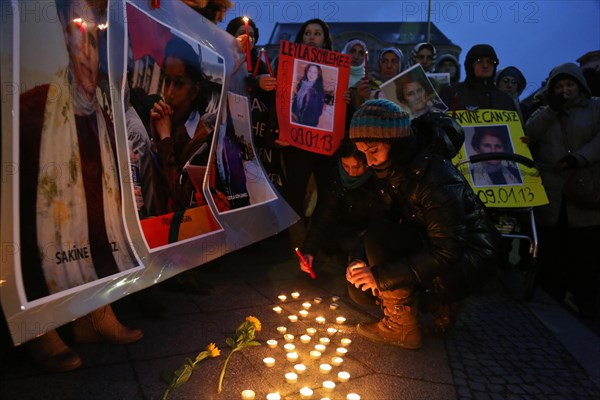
(217, 348, 239, 394)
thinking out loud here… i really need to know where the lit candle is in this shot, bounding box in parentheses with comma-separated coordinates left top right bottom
(315, 316, 326, 325)
(326, 327, 337, 336)
(337, 371, 350, 382)
(335, 316, 346, 325)
(288, 315, 298, 323)
(241, 389, 255, 400)
(272, 306, 283, 314)
(286, 352, 299, 362)
(291, 291, 300, 299)
(243, 16, 252, 73)
(294, 363, 307, 374)
(277, 326, 287, 335)
(306, 327, 317, 336)
(284, 334, 295, 342)
(300, 334, 311, 343)
(267, 339, 278, 348)
(364, 50, 369, 81)
(313, 297, 322, 304)
(302, 302, 312, 309)
(331, 356, 344, 366)
(335, 347, 348, 357)
(283, 344, 296, 353)
(262, 48, 274, 77)
(319, 337, 331, 345)
(329, 303, 339, 310)
(314, 344, 326, 352)
(299, 387, 313, 399)
(285, 372, 298, 384)
(319, 363, 332, 374)
(278, 295, 287, 302)
(309, 350, 322, 359)
(322, 380, 336, 392)
(347, 394, 361, 400)
(299, 310, 309, 318)
(266, 393, 281, 400)
(340, 338, 352, 347)
(332, 296, 340, 302)
(263, 357, 275, 367)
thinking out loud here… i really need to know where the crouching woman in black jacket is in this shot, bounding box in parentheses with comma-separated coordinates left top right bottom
(347, 99, 501, 350)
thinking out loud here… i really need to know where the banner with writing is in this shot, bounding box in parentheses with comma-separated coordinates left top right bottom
(451, 109, 549, 208)
(276, 41, 350, 155)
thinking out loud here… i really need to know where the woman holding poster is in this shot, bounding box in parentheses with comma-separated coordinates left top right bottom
(292, 63, 326, 127)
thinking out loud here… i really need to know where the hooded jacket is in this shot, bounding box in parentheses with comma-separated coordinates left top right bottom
(525, 62, 600, 228)
(434, 53, 461, 83)
(440, 44, 517, 112)
(370, 113, 501, 303)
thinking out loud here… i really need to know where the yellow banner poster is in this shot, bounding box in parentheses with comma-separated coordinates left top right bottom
(451, 109, 549, 208)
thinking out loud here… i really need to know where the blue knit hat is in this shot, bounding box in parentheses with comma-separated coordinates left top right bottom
(349, 99, 411, 142)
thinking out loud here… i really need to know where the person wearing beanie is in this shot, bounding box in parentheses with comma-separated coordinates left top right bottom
(434, 53, 461, 84)
(345, 99, 501, 349)
(495, 66, 532, 122)
(525, 62, 600, 318)
(408, 42, 436, 72)
(440, 44, 517, 112)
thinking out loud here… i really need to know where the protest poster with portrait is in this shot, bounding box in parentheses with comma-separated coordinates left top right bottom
(380, 64, 448, 120)
(276, 41, 350, 155)
(451, 109, 549, 208)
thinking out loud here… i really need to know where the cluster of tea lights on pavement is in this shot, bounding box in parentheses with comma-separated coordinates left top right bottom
(241, 292, 360, 399)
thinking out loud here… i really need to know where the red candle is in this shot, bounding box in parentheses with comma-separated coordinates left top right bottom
(295, 248, 316, 279)
(151, 0, 160, 9)
(364, 50, 369, 81)
(252, 49, 263, 78)
(243, 17, 252, 73)
(262, 48, 274, 77)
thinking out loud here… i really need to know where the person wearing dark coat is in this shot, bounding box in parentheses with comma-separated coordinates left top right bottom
(440, 44, 517, 112)
(346, 99, 501, 350)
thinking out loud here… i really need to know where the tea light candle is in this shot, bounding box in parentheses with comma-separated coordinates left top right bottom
(329, 303, 339, 310)
(336, 316, 346, 325)
(319, 363, 332, 374)
(331, 356, 344, 366)
(277, 326, 287, 335)
(300, 334, 311, 343)
(319, 337, 331, 345)
(332, 296, 340, 302)
(267, 339, 278, 348)
(306, 327, 317, 336)
(284, 334, 295, 342)
(299, 387, 313, 399)
(241, 389, 255, 400)
(314, 344, 326, 352)
(340, 338, 352, 347)
(288, 315, 298, 323)
(326, 327, 337, 336)
(337, 371, 350, 382)
(335, 347, 348, 357)
(272, 306, 283, 314)
(309, 350, 322, 359)
(315, 316, 326, 325)
(278, 295, 287, 302)
(266, 393, 281, 400)
(291, 292, 300, 299)
(263, 357, 275, 367)
(302, 302, 312, 310)
(313, 297, 322, 304)
(286, 352, 299, 362)
(285, 372, 298, 383)
(284, 343, 296, 352)
(299, 310, 309, 318)
(347, 394, 361, 400)
(294, 363, 307, 374)
(322, 380, 336, 392)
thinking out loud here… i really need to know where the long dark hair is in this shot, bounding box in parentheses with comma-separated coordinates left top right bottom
(162, 36, 205, 109)
(296, 63, 325, 93)
(294, 18, 333, 50)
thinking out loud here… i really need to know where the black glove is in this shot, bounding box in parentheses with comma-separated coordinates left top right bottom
(558, 154, 579, 169)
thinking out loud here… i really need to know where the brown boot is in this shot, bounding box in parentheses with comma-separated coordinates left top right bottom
(26, 329, 82, 372)
(357, 288, 422, 350)
(72, 304, 144, 344)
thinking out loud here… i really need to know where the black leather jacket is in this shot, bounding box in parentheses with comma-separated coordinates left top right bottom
(372, 143, 502, 303)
